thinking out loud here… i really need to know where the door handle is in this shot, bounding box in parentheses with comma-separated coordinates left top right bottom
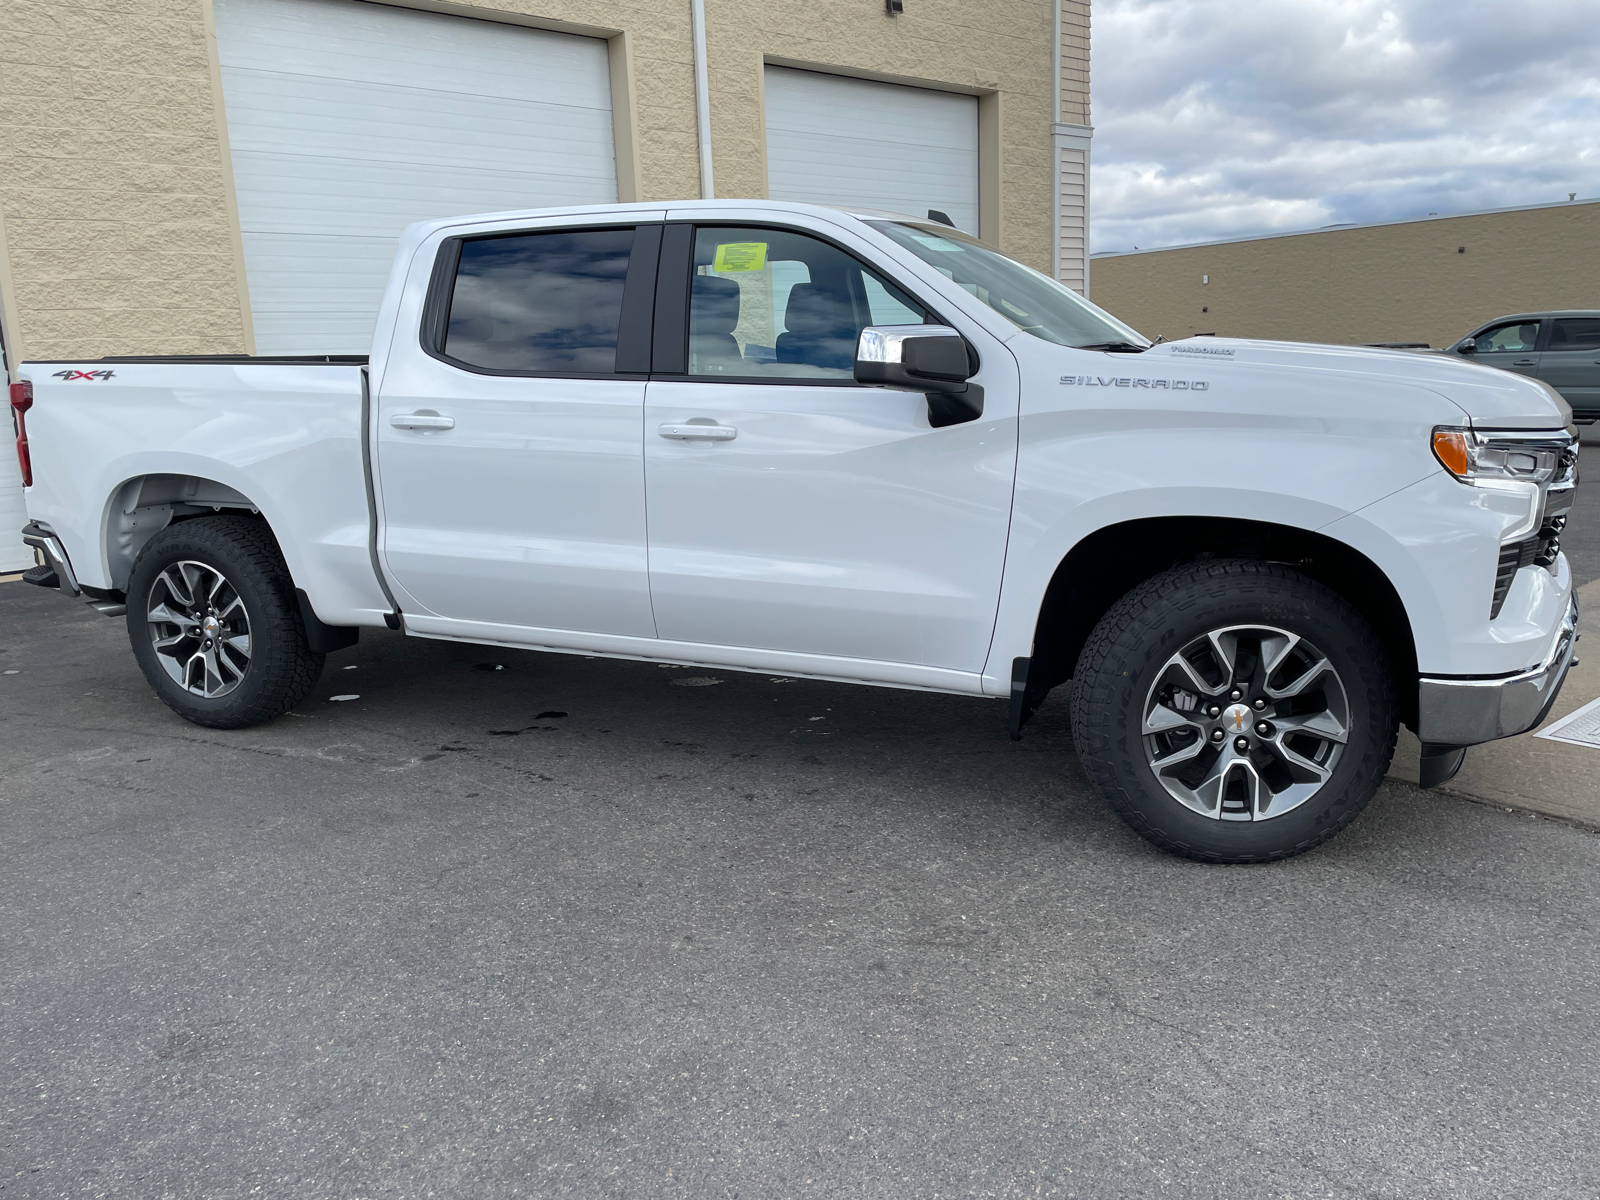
(659, 423, 737, 441)
(1512, 359, 1536, 366)
(391, 412, 455, 431)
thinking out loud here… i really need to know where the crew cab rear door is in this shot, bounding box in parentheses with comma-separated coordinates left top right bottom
(1537, 315, 1600, 420)
(372, 214, 663, 637)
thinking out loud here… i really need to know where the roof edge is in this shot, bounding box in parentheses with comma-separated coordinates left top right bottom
(1090, 196, 1600, 259)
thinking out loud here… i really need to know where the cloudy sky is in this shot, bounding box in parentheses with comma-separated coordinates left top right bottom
(1089, 0, 1600, 253)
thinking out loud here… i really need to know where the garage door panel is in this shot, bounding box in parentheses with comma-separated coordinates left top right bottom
(0, 480, 31, 572)
(215, 0, 613, 107)
(764, 71, 978, 146)
(764, 131, 979, 208)
(215, 0, 617, 354)
(242, 235, 394, 353)
(765, 66, 979, 235)
(220, 73, 618, 177)
(230, 155, 614, 237)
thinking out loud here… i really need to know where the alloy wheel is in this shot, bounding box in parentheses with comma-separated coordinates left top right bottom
(146, 560, 253, 698)
(1141, 624, 1350, 821)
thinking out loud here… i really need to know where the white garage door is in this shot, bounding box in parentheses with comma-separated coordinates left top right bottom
(0, 450, 29, 573)
(214, 0, 618, 354)
(764, 66, 979, 236)
(1, 328, 31, 572)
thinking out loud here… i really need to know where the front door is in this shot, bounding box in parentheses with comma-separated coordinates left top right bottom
(1538, 315, 1600, 419)
(1469, 318, 1544, 379)
(375, 218, 660, 636)
(642, 222, 1018, 672)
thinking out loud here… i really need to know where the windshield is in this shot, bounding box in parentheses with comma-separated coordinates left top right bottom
(869, 221, 1148, 349)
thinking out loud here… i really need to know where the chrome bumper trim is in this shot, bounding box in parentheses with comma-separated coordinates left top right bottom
(1418, 594, 1580, 745)
(20, 522, 81, 597)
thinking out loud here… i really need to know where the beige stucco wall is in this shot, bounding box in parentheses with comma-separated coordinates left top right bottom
(0, 0, 255, 362)
(1091, 200, 1600, 348)
(0, 0, 1072, 367)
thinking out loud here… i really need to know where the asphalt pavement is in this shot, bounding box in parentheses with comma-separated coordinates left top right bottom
(3, 573, 1599, 1198)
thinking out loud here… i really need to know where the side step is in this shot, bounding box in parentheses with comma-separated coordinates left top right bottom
(21, 522, 126, 616)
(23, 563, 59, 589)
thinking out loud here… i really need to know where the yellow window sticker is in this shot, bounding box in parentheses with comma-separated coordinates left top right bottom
(713, 242, 768, 272)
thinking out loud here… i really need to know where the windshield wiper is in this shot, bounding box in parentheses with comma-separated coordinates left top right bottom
(1074, 341, 1149, 353)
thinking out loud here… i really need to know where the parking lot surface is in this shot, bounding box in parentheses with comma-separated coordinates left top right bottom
(3, 579, 1599, 1200)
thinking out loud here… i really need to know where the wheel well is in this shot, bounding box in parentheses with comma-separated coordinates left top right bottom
(105, 473, 268, 592)
(1028, 517, 1419, 729)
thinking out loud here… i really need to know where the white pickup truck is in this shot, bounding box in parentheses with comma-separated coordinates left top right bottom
(10, 200, 1581, 863)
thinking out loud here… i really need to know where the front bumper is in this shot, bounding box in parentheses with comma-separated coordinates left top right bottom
(1418, 593, 1580, 745)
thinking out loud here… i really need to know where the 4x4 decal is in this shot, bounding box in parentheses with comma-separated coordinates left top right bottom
(52, 369, 115, 381)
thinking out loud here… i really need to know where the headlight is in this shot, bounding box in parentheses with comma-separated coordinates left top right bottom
(1431, 426, 1578, 489)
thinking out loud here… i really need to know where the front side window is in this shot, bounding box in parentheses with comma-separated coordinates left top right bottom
(1547, 317, 1600, 352)
(870, 220, 1147, 349)
(1476, 321, 1541, 354)
(443, 227, 635, 373)
(687, 226, 930, 380)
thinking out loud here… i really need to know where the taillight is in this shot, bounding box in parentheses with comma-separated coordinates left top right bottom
(9, 380, 32, 487)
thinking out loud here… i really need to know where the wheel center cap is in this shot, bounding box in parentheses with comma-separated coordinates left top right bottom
(1221, 703, 1252, 734)
(201, 616, 221, 639)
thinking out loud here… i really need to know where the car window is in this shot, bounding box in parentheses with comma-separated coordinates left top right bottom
(444, 227, 635, 373)
(870, 220, 1147, 349)
(688, 226, 930, 380)
(1476, 321, 1541, 354)
(1546, 317, 1600, 352)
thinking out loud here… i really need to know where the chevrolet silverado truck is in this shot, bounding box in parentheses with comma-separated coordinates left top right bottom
(10, 200, 1581, 863)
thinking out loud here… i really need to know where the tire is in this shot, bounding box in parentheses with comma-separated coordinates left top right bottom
(125, 515, 324, 729)
(1069, 559, 1397, 863)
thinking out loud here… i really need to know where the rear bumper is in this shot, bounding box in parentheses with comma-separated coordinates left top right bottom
(1417, 593, 1579, 745)
(21, 522, 80, 595)
(21, 521, 126, 616)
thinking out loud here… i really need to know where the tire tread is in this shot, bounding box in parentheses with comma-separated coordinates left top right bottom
(126, 515, 324, 729)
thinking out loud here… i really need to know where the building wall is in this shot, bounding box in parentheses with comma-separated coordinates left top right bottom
(1090, 200, 1600, 348)
(0, 0, 1072, 366)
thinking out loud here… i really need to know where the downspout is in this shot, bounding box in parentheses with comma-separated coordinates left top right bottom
(1052, 0, 1062, 280)
(690, 0, 714, 198)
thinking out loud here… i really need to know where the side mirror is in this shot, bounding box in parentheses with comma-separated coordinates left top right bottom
(854, 325, 984, 427)
(1458, 337, 1476, 354)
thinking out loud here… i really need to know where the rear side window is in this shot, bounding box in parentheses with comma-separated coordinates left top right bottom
(1547, 317, 1600, 352)
(443, 228, 635, 373)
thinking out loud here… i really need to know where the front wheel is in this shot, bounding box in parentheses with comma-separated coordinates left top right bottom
(126, 515, 324, 729)
(1070, 560, 1397, 863)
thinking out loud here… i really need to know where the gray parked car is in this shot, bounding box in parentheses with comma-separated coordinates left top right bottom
(1440, 311, 1600, 423)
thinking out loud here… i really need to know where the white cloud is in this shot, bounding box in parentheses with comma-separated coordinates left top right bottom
(1089, 0, 1600, 252)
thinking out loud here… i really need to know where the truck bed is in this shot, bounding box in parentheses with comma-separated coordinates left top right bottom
(18, 359, 393, 627)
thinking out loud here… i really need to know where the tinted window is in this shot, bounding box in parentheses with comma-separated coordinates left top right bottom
(687, 226, 929, 380)
(444, 228, 634, 372)
(1547, 317, 1600, 352)
(1477, 321, 1540, 353)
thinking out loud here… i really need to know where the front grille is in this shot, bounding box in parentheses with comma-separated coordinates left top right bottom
(1491, 510, 1567, 619)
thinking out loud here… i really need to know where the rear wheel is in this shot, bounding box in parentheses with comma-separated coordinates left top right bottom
(126, 516, 324, 729)
(1070, 559, 1397, 863)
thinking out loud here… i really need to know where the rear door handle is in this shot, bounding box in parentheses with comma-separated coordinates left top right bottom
(391, 412, 455, 431)
(1512, 359, 1536, 366)
(659, 423, 737, 441)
